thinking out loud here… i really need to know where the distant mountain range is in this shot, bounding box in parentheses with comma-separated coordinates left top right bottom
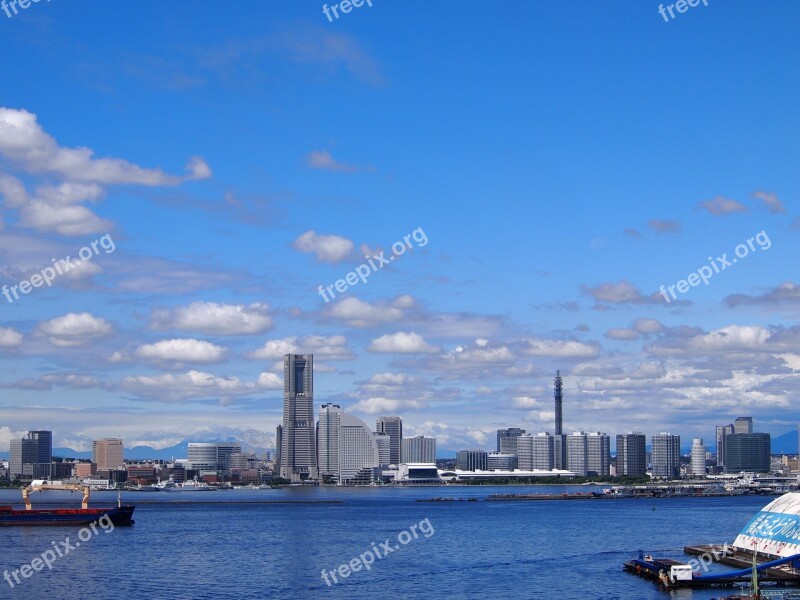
(1, 429, 797, 461)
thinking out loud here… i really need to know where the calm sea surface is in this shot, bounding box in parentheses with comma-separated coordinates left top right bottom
(0, 485, 775, 600)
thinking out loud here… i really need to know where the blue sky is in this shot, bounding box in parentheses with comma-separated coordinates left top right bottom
(0, 0, 798, 454)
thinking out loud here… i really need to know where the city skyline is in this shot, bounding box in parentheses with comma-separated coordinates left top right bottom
(1, 3, 800, 456)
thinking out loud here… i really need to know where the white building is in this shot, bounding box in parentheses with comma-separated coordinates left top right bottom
(691, 438, 706, 477)
(187, 443, 241, 475)
(402, 436, 436, 464)
(318, 405, 380, 484)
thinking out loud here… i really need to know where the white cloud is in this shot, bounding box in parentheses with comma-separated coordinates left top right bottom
(119, 369, 279, 403)
(38, 312, 113, 347)
(521, 338, 599, 358)
(246, 335, 354, 361)
(135, 338, 227, 364)
(324, 296, 407, 328)
(0, 327, 23, 348)
(368, 332, 440, 354)
(292, 230, 354, 263)
(698, 196, 747, 216)
(150, 302, 273, 335)
(349, 397, 427, 414)
(751, 191, 785, 214)
(306, 150, 360, 173)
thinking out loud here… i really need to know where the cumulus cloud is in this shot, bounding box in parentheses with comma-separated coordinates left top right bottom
(725, 282, 800, 308)
(698, 196, 748, 216)
(134, 338, 227, 364)
(367, 332, 440, 354)
(38, 312, 113, 347)
(605, 328, 639, 341)
(751, 191, 785, 214)
(150, 301, 273, 335)
(292, 230, 354, 263)
(0, 327, 23, 348)
(581, 280, 664, 305)
(323, 296, 408, 328)
(246, 335, 354, 361)
(349, 397, 427, 414)
(520, 338, 599, 358)
(119, 369, 280, 403)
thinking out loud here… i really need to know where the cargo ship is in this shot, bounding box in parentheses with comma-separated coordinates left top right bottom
(0, 480, 135, 527)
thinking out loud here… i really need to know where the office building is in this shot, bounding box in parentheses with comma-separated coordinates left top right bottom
(92, 438, 124, 471)
(279, 354, 318, 481)
(616, 433, 647, 476)
(735, 417, 753, 435)
(9, 430, 52, 478)
(716, 424, 734, 467)
(402, 436, 436, 464)
(517, 433, 554, 471)
(376, 416, 403, 466)
(691, 438, 706, 476)
(375, 434, 391, 467)
(487, 452, 517, 471)
(651, 433, 681, 479)
(724, 433, 771, 473)
(318, 403, 342, 479)
(456, 449, 488, 471)
(497, 428, 526, 454)
(188, 443, 242, 475)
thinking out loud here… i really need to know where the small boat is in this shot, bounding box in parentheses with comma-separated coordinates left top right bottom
(157, 476, 213, 492)
(0, 480, 135, 527)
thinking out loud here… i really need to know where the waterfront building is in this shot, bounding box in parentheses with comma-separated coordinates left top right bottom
(279, 354, 318, 481)
(338, 413, 380, 484)
(9, 430, 52, 478)
(402, 436, 436, 464)
(616, 433, 646, 476)
(375, 433, 391, 467)
(691, 438, 706, 476)
(487, 452, 517, 471)
(456, 449, 488, 471)
(497, 428, 526, 454)
(566, 432, 588, 476)
(724, 433, 771, 473)
(734, 417, 753, 435)
(318, 403, 342, 479)
(651, 433, 681, 479)
(516, 433, 554, 471)
(93, 438, 124, 471)
(397, 463, 440, 483)
(188, 443, 242, 476)
(565, 432, 609, 477)
(376, 416, 403, 465)
(716, 424, 734, 467)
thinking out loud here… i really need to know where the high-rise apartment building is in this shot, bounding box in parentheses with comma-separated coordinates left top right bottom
(279, 354, 318, 481)
(586, 432, 610, 477)
(497, 428, 525, 454)
(318, 403, 342, 479)
(516, 433, 554, 471)
(376, 416, 403, 465)
(92, 438, 124, 471)
(616, 433, 646, 476)
(691, 438, 706, 476)
(651, 433, 681, 479)
(402, 436, 436, 463)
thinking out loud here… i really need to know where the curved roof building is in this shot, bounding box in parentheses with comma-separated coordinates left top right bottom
(733, 492, 800, 558)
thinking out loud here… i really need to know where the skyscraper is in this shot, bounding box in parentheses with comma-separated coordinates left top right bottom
(724, 433, 771, 473)
(318, 403, 342, 479)
(496, 428, 525, 453)
(402, 436, 436, 463)
(279, 354, 318, 481)
(651, 433, 681, 479)
(691, 438, 706, 477)
(9, 430, 52, 478)
(734, 417, 753, 435)
(374, 433, 391, 467)
(586, 432, 610, 477)
(516, 433, 554, 471)
(716, 424, 734, 467)
(616, 433, 646, 476)
(338, 413, 380, 483)
(456, 450, 488, 471)
(376, 416, 403, 466)
(92, 438, 124, 472)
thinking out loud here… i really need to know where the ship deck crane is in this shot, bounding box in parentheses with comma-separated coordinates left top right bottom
(22, 480, 91, 510)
